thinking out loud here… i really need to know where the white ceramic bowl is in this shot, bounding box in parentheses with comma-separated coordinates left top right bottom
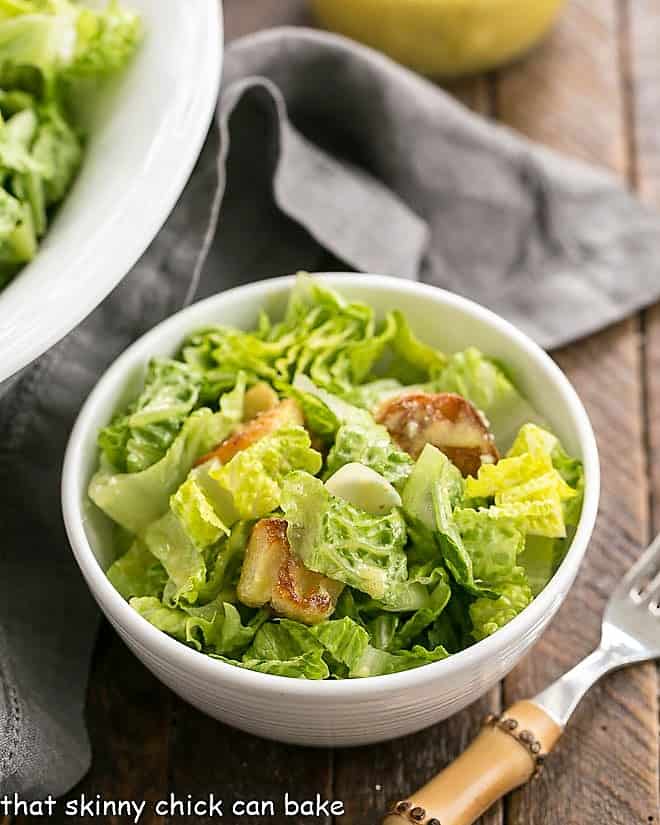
(62, 274, 600, 747)
(0, 0, 222, 384)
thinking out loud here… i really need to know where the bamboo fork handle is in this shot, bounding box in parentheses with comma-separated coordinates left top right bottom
(382, 701, 562, 825)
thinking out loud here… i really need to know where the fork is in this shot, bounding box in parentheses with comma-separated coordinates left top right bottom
(382, 534, 660, 825)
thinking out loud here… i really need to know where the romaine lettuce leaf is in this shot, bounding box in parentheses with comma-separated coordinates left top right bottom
(220, 651, 330, 680)
(464, 424, 582, 539)
(325, 422, 414, 488)
(89, 408, 236, 534)
(349, 641, 449, 677)
(281, 383, 339, 439)
(475, 499, 567, 539)
(143, 511, 206, 606)
(389, 568, 451, 651)
(281, 471, 408, 600)
(0, 0, 140, 76)
(508, 422, 585, 528)
(30, 103, 81, 204)
(129, 596, 188, 642)
(170, 473, 231, 549)
(428, 588, 473, 654)
(376, 560, 448, 612)
(366, 614, 399, 650)
(210, 426, 322, 520)
(252, 616, 449, 678)
(236, 619, 330, 679)
(401, 444, 478, 591)
(98, 359, 207, 473)
(453, 507, 523, 588)
(106, 539, 166, 600)
(465, 453, 576, 503)
(196, 521, 252, 605)
(294, 374, 414, 486)
(65, 0, 141, 77)
(434, 348, 543, 450)
(248, 619, 322, 660)
(310, 616, 370, 669)
(130, 596, 264, 657)
(386, 310, 446, 383)
(469, 575, 532, 641)
(517, 535, 558, 596)
(183, 600, 266, 657)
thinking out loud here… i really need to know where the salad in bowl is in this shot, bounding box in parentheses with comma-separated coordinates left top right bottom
(88, 274, 584, 680)
(0, 0, 141, 288)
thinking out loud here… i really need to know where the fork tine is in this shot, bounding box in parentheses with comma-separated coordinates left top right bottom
(617, 531, 660, 598)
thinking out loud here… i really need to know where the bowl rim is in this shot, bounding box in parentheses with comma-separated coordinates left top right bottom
(62, 273, 600, 698)
(0, 0, 223, 384)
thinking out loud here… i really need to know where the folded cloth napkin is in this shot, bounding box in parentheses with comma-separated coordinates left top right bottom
(3, 25, 660, 799)
(0, 127, 222, 798)
(200, 27, 660, 348)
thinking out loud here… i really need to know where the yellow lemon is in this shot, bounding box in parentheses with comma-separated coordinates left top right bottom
(310, 0, 566, 77)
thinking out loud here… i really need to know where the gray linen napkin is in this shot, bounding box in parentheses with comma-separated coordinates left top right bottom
(200, 27, 660, 348)
(4, 24, 660, 800)
(0, 126, 222, 798)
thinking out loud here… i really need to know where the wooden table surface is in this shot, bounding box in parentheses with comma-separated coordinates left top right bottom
(11, 1, 660, 823)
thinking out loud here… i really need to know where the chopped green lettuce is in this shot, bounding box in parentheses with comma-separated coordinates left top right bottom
(196, 521, 252, 605)
(106, 539, 166, 601)
(239, 616, 449, 678)
(453, 508, 524, 588)
(143, 511, 206, 606)
(434, 348, 543, 450)
(234, 620, 330, 679)
(89, 408, 235, 534)
(170, 468, 232, 549)
(517, 535, 558, 596)
(401, 444, 479, 592)
(99, 359, 207, 473)
(325, 422, 414, 487)
(509, 422, 585, 528)
(282, 471, 408, 600)
(349, 640, 449, 677)
(389, 569, 451, 652)
(294, 375, 413, 485)
(0, 0, 140, 289)
(210, 426, 322, 521)
(130, 596, 264, 657)
(469, 576, 533, 641)
(94, 277, 586, 680)
(465, 423, 581, 539)
(386, 310, 447, 383)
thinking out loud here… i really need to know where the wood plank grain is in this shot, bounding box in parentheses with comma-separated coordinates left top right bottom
(627, 0, 660, 204)
(332, 80, 502, 825)
(628, 0, 660, 741)
(168, 700, 333, 825)
(443, 76, 495, 115)
(14, 624, 171, 825)
(497, 0, 627, 171)
(628, 0, 660, 535)
(497, 0, 659, 822)
(334, 698, 503, 825)
(223, 0, 312, 43)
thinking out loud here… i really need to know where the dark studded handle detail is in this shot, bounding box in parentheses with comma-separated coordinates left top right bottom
(382, 701, 563, 825)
